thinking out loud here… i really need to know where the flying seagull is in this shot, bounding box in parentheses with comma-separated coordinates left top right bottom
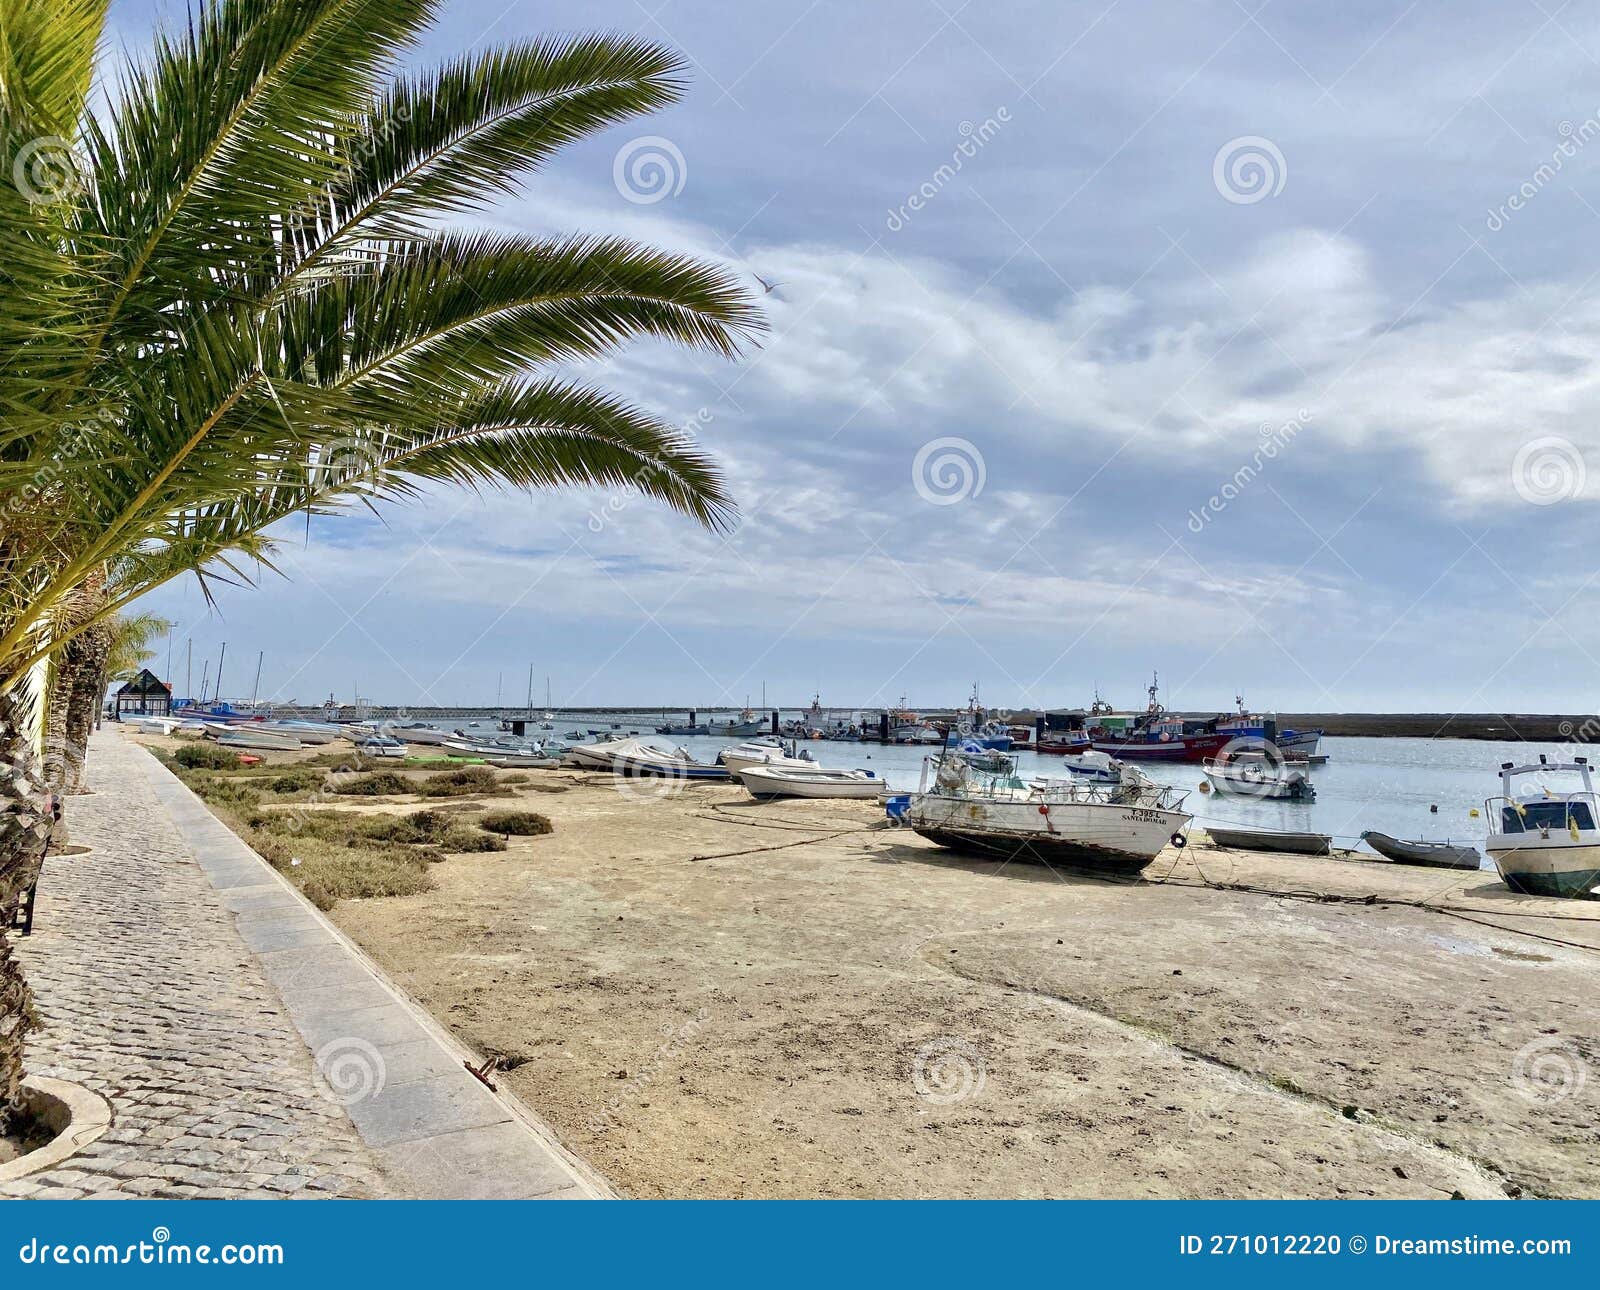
(754, 273, 786, 297)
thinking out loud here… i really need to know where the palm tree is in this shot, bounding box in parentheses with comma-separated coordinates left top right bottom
(0, 0, 761, 1127)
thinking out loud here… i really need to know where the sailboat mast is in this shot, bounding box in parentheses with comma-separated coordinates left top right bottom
(251, 651, 263, 705)
(214, 642, 226, 699)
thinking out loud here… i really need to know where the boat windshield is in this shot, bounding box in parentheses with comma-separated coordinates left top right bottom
(1500, 799, 1597, 833)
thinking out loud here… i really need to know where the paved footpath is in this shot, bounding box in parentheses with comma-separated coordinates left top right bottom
(2, 731, 603, 1200)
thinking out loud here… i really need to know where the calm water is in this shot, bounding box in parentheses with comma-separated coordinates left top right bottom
(441, 714, 1578, 860)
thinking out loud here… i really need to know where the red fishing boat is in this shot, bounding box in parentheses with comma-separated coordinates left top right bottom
(1083, 675, 1237, 763)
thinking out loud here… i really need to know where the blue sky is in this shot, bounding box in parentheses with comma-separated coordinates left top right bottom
(115, 0, 1600, 713)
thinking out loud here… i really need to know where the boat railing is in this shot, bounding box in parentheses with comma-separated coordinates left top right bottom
(1484, 793, 1600, 835)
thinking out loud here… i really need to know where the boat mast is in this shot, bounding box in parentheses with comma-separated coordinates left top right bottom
(251, 650, 263, 705)
(214, 642, 226, 700)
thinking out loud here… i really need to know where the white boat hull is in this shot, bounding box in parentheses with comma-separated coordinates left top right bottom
(217, 730, 303, 751)
(906, 794, 1188, 875)
(738, 767, 881, 799)
(721, 749, 819, 774)
(1485, 834, 1600, 898)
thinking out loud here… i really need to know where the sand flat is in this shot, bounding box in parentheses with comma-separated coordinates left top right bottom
(301, 771, 1599, 1199)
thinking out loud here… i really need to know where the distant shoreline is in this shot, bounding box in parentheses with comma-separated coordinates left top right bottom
(244, 705, 1597, 742)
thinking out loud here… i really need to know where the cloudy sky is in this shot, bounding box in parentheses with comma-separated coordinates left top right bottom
(114, 0, 1600, 714)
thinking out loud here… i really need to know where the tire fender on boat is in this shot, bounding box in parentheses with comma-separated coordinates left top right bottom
(1170, 832, 1187, 848)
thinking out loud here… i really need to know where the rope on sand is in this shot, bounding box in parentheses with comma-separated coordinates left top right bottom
(689, 828, 866, 862)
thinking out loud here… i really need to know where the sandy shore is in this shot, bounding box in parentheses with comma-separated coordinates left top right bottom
(134, 733, 1600, 1198)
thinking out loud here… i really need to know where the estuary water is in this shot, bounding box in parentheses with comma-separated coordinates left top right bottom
(450, 714, 1581, 864)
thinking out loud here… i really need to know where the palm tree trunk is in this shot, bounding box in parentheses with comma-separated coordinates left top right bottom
(41, 569, 109, 796)
(0, 686, 51, 1128)
(52, 623, 110, 796)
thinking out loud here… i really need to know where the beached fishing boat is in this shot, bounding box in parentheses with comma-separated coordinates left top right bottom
(354, 735, 406, 759)
(258, 721, 340, 745)
(1360, 831, 1480, 870)
(718, 738, 818, 774)
(1484, 757, 1600, 897)
(563, 736, 646, 770)
(1205, 826, 1331, 855)
(482, 751, 563, 769)
(1202, 751, 1315, 800)
(904, 757, 1191, 876)
(610, 742, 732, 781)
(216, 728, 303, 751)
(389, 722, 452, 746)
(738, 765, 883, 800)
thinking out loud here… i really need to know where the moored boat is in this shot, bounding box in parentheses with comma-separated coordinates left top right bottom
(1202, 750, 1315, 800)
(1484, 757, 1600, 897)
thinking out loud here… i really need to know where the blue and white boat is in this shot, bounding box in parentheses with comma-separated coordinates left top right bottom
(1485, 756, 1600, 898)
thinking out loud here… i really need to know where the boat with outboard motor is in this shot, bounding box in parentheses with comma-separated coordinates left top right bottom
(903, 753, 1191, 876)
(1202, 750, 1315, 800)
(1484, 756, 1600, 897)
(718, 737, 818, 774)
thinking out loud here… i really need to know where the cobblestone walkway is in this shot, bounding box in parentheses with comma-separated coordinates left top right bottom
(1, 734, 388, 1199)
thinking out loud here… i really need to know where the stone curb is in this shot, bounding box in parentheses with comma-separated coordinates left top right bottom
(131, 739, 613, 1200)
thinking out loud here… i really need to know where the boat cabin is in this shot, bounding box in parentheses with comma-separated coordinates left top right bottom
(1488, 756, 1599, 834)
